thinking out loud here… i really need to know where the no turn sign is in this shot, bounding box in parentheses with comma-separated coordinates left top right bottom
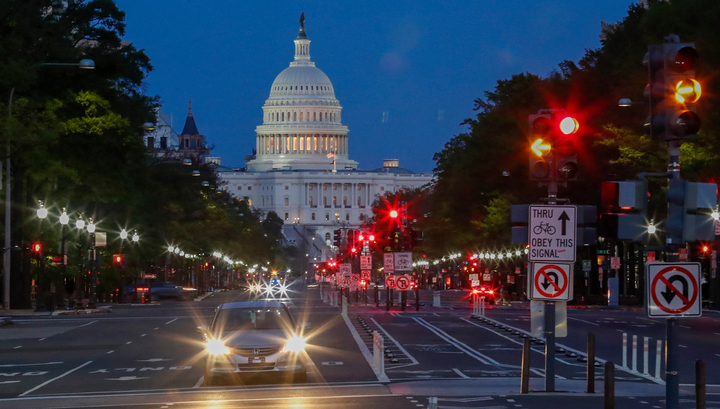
(396, 275, 412, 291)
(385, 275, 396, 289)
(646, 262, 701, 318)
(530, 262, 572, 301)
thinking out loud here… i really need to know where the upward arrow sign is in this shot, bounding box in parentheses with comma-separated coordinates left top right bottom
(558, 211, 570, 235)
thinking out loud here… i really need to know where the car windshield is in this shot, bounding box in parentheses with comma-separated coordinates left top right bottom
(212, 307, 292, 333)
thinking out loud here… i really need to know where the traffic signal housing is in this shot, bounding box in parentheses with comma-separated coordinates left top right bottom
(528, 111, 579, 182)
(113, 254, 126, 267)
(600, 180, 648, 241)
(644, 36, 701, 141)
(666, 180, 717, 243)
(32, 243, 41, 253)
(529, 112, 553, 181)
(555, 116, 579, 181)
(333, 229, 342, 248)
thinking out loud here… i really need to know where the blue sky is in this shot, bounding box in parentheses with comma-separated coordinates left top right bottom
(115, 0, 636, 173)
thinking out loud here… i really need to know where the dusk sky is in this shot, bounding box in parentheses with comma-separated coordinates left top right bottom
(115, 0, 636, 173)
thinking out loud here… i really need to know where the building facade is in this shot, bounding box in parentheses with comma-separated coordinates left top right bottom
(219, 19, 433, 258)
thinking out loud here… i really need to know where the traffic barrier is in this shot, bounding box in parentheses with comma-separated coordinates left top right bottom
(427, 397, 437, 409)
(372, 330, 385, 378)
(604, 362, 615, 409)
(433, 292, 441, 307)
(587, 332, 595, 393)
(521, 338, 531, 394)
(341, 294, 347, 317)
(632, 335, 637, 372)
(696, 360, 706, 409)
(622, 332, 663, 381)
(655, 340, 662, 379)
(622, 333, 627, 369)
(643, 337, 649, 376)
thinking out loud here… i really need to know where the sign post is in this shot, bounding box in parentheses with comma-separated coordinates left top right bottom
(528, 204, 577, 392)
(646, 262, 702, 409)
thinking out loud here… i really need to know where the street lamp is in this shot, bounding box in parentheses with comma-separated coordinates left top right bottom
(132, 231, 139, 243)
(35, 201, 47, 310)
(3, 60, 96, 309)
(59, 208, 69, 308)
(86, 218, 97, 308)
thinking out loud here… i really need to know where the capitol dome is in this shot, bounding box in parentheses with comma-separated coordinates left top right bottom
(247, 18, 358, 172)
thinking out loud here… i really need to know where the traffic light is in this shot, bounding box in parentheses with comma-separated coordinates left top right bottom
(347, 229, 355, 248)
(389, 210, 398, 219)
(644, 35, 701, 141)
(32, 243, 41, 253)
(113, 254, 126, 267)
(666, 180, 718, 243)
(529, 112, 553, 181)
(409, 229, 423, 248)
(555, 116, 579, 181)
(333, 229, 342, 247)
(600, 181, 648, 241)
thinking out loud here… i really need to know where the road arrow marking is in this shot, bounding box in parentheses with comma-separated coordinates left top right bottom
(105, 376, 149, 381)
(0, 362, 62, 368)
(0, 380, 20, 385)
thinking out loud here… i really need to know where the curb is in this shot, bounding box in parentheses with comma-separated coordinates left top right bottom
(0, 317, 12, 327)
(54, 308, 112, 316)
(194, 291, 216, 302)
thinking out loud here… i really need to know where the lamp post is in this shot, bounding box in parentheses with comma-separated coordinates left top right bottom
(118, 229, 127, 303)
(35, 201, 48, 310)
(86, 218, 96, 308)
(75, 215, 85, 306)
(59, 208, 69, 309)
(3, 59, 95, 310)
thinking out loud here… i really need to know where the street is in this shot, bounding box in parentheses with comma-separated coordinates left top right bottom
(0, 284, 717, 408)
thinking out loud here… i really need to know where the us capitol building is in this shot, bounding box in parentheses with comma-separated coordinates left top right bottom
(218, 17, 433, 259)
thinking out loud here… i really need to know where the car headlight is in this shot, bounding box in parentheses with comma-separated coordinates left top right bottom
(206, 339, 230, 355)
(282, 336, 306, 353)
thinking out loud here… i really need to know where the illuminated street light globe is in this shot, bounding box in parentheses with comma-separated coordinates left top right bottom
(120, 229, 128, 240)
(59, 209, 69, 225)
(76, 218, 85, 230)
(174, 247, 180, 254)
(168, 246, 175, 253)
(132, 231, 139, 243)
(179, 251, 185, 256)
(87, 219, 96, 233)
(36, 202, 48, 219)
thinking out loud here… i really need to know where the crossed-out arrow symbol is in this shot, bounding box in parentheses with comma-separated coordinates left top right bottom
(539, 270, 561, 293)
(660, 274, 690, 305)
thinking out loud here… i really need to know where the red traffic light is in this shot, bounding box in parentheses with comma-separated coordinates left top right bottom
(389, 210, 398, 218)
(351, 247, 357, 253)
(368, 234, 375, 241)
(32, 243, 41, 252)
(703, 245, 709, 252)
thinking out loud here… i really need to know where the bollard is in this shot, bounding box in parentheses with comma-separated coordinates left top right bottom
(632, 335, 638, 373)
(427, 397, 438, 409)
(372, 331, 385, 378)
(401, 291, 406, 311)
(481, 296, 485, 317)
(375, 285, 379, 308)
(356, 288, 359, 303)
(604, 362, 615, 409)
(415, 285, 420, 311)
(433, 292, 441, 307)
(643, 337, 649, 376)
(521, 338, 531, 394)
(696, 360, 706, 409)
(587, 332, 595, 393)
(655, 340, 662, 380)
(622, 333, 627, 369)
(341, 295, 347, 317)
(386, 288, 390, 312)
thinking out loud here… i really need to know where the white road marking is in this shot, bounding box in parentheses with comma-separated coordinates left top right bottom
(370, 318, 419, 366)
(714, 333, 720, 336)
(680, 325, 690, 329)
(12, 346, 21, 349)
(18, 360, 92, 397)
(0, 362, 62, 368)
(140, 334, 146, 337)
(106, 351, 114, 355)
(193, 376, 204, 388)
(452, 368, 469, 378)
(342, 314, 388, 382)
(165, 318, 178, 325)
(76, 320, 98, 328)
(413, 318, 497, 366)
(154, 327, 159, 330)
(321, 362, 343, 366)
(567, 317, 600, 326)
(105, 376, 149, 381)
(0, 380, 20, 385)
(136, 358, 171, 362)
(38, 338, 46, 342)
(679, 345, 688, 348)
(125, 342, 132, 345)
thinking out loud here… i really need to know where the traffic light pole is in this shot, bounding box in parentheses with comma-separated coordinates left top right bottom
(545, 181, 558, 392)
(666, 140, 681, 409)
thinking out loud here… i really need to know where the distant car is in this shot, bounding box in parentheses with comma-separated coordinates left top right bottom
(198, 301, 309, 385)
(123, 282, 196, 301)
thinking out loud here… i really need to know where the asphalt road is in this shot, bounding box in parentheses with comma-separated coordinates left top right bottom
(0, 284, 715, 408)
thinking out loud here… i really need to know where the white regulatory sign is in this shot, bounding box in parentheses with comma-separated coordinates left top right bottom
(394, 252, 413, 271)
(339, 263, 352, 276)
(528, 205, 577, 262)
(360, 256, 372, 271)
(646, 262, 701, 318)
(383, 253, 394, 274)
(529, 262, 572, 301)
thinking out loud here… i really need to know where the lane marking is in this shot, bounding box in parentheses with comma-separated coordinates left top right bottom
(369, 318, 419, 366)
(13, 346, 21, 349)
(566, 316, 600, 327)
(18, 360, 93, 397)
(154, 328, 159, 331)
(413, 318, 498, 366)
(38, 338, 46, 342)
(680, 325, 690, 329)
(140, 334, 146, 337)
(341, 313, 388, 382)
(76, 320, 98, 328)
(452, 368, 469, 378)
(165, 318, 178, 325)
(0, 362, 62, 368)
(125, 342, 132, 345)
(106, 351, 114, 355)
(193, 376, 204, 388)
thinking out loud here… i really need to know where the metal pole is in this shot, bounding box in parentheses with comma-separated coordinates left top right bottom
(374, 284, 379, 308)
(604, 362, 615, 409)
(521, 338, 531, 393)
(89, 233, 96, 308)
(544, 301, 555, 391)
(3, 88, 13, 309)
(632, 335, 638, 372)
(587, 332, 595, 393)
(415, 284, 419, 311)
(655, 340, 662, 380)
(667, 317, 679, 409)
(696, 360, 706, 409)
(643, 337, 649, 376)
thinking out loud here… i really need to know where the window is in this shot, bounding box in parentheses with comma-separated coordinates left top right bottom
(343, 197, 348, 206)
(285, 186, 289, 190)
(248, 186, 251, 190)
(380, 186, 385, 191)
(284, 213, 289, 221)
(284, 198, 289, 206)
(335, 213, 340, 221)
(309, 185, 314, 190)
(343, 185, 347, 190)
(300, 112, 303, 121)
(325, 232, 330, 243)
(311, 213, 316, 220)
(323, 197, 327, 206)
(323, 184, 327, 190)
(247, 198, 252, 206)
(333, 185, 337, 190)
(238, 186, 242, 190)
(333, 196, 337, 206)
(357, 197, 361, 206)
(325, 213, 329, 221)
(345, 213, 350, 221)
(309, 196, 314, 206)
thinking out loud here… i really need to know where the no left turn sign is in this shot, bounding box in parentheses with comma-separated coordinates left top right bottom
(396, 275, 411, 291)
(385, 275, 396, 289)
(530, 262, 572, 301)
(646, 262, 701, 318)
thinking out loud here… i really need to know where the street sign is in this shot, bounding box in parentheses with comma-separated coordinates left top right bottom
(339, 263, 352, 276)
(383, 253, 394, 274)
(482, 273, 491, 281)
(508, 275, 515, 284)
(361, 271, 371, 281)
(340, 276, 351, 288)
(360, 256, 372, 270)
(582, 260, 591, 272)
(716, 219, 720, 236)
(469, 273, 478, 281)
(610, 257, 621, 269)
(394, 252, 413, 271)
(94, 232, 107, 247)
(679, 248, 688, 262)
(144, 273, 157, 279)
(351, 274, 360, 282)
(396, 275, 411, 291)
(471, 279, 480, 287)
(530, 262, 572, 301)
(646, 262, 701, 318)
(385, 275, 396, 289)
(647, 251, 655, 262)
(528, 205, 577, 262)
(515, 267, 521, 275)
